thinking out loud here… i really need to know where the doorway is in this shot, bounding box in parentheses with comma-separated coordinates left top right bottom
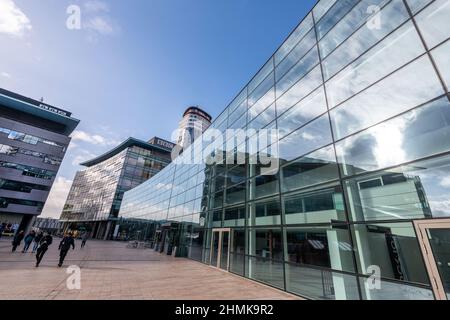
(210, 228, 231, 271)
(414, 219, 450, 300)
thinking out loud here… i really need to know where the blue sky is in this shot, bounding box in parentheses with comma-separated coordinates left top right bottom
(0, 0, 316, 217)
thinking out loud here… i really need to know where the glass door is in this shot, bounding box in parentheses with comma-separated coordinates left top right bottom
(220, 231, 230, 270)
(414, 219, 450, 300)
(211, 231, 220, 267)
(210, 228, 231, 271)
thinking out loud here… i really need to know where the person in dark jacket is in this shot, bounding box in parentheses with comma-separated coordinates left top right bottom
(32, 231, 44, 253)
(58, 233, 75, 267)
(11, 230, 25, 252)
(81, 232, 89, 249)
(35, 233, 53, 267)
(22, 230, 36, 253)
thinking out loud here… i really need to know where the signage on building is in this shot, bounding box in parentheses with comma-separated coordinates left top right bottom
(385, 233, 406, 280)
(149, 137, 175, 151)
(38, 103, 71, 117)
(0, 88, 72, 117)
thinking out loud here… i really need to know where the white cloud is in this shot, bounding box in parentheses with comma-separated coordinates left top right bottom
(71, 130, 119, 146)
(84, 16, 116, 35)
(79, 1, 120, 41)
(429, 199, 450, 217)
(40, 177, 73, 219)
(1, 71, 11, 78)
(300, 132, 317, 141)
(71, 149, 97, 166)
(84, 0, 109, 13)
(0, 0, 32, 37)
(67, 141, 78, 151)
(440, 176, 450, 188)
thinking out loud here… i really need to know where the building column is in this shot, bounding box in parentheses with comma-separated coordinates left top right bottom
(103, 221, 112, 241)
(18, 215, 33, 234)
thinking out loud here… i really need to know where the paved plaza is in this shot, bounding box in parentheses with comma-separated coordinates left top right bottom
(0, 238, 301, 300)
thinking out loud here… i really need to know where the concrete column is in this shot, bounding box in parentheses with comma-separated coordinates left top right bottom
(103, 221, 112, 241)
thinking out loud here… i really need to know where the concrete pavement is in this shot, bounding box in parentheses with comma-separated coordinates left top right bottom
(0, 238, 301, 300)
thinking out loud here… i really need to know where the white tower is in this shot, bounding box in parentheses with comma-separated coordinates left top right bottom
(176, 106, 212, 148)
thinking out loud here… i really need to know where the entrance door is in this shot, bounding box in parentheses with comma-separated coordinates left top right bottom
(414, 219, 450, 300)
(210, 228, 231, 271)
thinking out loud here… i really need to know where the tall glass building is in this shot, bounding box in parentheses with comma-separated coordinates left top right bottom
(119, 0, 450, 300)
(60, 137, 173, 239)
(0, 88, 79, 232)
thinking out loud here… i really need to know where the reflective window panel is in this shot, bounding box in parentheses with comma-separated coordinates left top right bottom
(286, 264, 360, 300)
(345, 154, 450, 222)
(351, 222, 430, 285)
(284, 225, 354, 272)
(336, 97, 450, 176)
(283, 184, 346, 224)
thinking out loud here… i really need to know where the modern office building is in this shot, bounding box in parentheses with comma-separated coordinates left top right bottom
(0, 88, 79, 232)
(32, 217, 62, 235)
(119, 0, 450, 300)
(60, 137, 173, 239)
(176, 106, 212, 148)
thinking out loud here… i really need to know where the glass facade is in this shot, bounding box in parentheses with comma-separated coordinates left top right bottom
(60, 140, 172, 239)
(0, 89, 79, 231)
(119, 0, 450, 300)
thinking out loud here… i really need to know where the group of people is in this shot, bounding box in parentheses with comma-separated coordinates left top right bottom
(10, 230, 89, 268)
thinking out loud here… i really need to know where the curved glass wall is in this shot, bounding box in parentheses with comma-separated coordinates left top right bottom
(119, 0, 449, 300)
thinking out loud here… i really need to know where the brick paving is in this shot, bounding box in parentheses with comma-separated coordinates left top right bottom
(0, 238, 301, 300)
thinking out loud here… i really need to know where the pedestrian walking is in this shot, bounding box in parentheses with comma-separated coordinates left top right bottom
(32, 231, 44, 253)
(35, 233, 53, 267)
(58, 233, 75, 267)
(22, 230, 36, 253)
(11, 230, 24, 252)
(81, 232, 89, 249)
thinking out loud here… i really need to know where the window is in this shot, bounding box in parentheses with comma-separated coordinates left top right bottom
(281, 146, 339, 193)
(0, 127, 65, 150)
(414, 0, 450, 49)
(322, 0, 410, 80)
(248, 174, 279, 200)
(336, 97, 450, 177)
(248, 197, 281, 226)
(345, 154, 450, 221)
(277, 86, 327, 138)
(0, 161, 57, 180)
(278, 114, 332, 162)
(283, 186, 345, 224)
(330, 55, 444, 140)
(326, 21, 426, 109)
(351, 222, 430, 285)
(224, 205, 245, 227)
(0, 178, 50, 193)
(225, 182, 246, 205)
(0, 197, 44, 209)
(315, 0, 360, 40)
(285, 225, 354, 272)
(247, 228, 283, 260)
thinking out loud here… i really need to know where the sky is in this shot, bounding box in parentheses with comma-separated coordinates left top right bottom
(0, 0, 317, 218)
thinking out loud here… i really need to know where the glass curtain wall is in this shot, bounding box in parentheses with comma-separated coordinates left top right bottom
(119, 0, 450, 300)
